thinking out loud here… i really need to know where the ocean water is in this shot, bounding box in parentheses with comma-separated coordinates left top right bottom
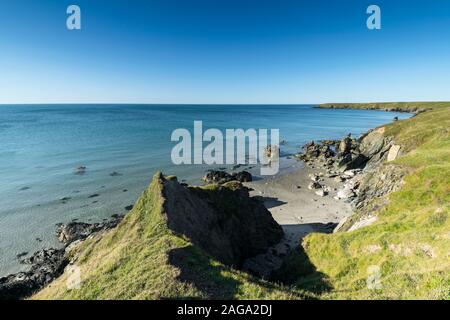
(0, 104, 411, 276)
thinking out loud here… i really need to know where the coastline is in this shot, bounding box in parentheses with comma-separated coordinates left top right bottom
(0, 106, 408, 282)
(4, 101, 449, 300)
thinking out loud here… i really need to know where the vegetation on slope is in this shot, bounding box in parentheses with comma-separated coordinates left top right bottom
(300, 102, 450, 299)
(33, 173, 305, 300)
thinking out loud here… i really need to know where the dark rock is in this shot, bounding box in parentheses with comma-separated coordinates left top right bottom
(338, 153, 368, 171)
(308, 182, 322, 190)
(109, 171, 122, 177)
(232, 171, 253, 183)
(339, 136, 352, 154)
(16, 252, 28, 260)
(125, 205, 133, 211)
(203, 170, 232, 184)
(203, 170, 253, 184)
(56, 215, 123, 245)
(0, 248, 67, 300)
(74, 166, 86, 175)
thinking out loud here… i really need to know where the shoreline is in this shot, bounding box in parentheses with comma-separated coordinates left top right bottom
(7, 102, 448, 300)
(0, 105, 414, 297)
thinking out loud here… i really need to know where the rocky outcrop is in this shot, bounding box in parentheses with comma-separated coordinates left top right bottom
(0, 249, 67, 300)
(162, 175, 283, 267)
(203, 170, 253, 184)
(353, 164, 408, 210)
(57, 216, 123, 244)
(1, 214, 124, 300)
(298, 126, 408, 232)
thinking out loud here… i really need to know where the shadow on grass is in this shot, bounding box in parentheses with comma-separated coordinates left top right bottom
(270, 243, 333, 296)
(168, 234, 332, 299)
(167, 245, 311, 300)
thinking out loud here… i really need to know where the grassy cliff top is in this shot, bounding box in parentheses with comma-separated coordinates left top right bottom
(319, 102, 450, 112)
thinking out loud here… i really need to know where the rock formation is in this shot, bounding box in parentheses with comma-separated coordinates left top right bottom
(163, 175, 283, 267)
(203, 170, 253, 184)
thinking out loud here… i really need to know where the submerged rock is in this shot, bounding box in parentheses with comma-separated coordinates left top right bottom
(74, 166, 86, 175)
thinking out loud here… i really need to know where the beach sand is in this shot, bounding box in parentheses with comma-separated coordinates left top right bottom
(244, 163, 352, 272)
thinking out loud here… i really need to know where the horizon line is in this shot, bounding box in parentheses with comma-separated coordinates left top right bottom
(0, 100, 448, 106)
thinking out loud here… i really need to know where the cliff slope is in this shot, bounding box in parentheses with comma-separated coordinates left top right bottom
(33, 173, 302, 300)
(297, 102, 450, 299)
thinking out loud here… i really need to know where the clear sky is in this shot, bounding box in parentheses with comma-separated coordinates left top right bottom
(0, 0, 449, 104)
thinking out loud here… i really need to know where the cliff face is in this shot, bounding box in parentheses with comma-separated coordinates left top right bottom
(162, 177, 284, 267)
(335, 128, 409, 232)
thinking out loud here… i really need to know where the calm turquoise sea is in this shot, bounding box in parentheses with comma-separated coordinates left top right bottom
(0, 104, 411, 276)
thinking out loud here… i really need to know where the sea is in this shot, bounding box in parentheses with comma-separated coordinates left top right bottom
(0, 104, 411, 276)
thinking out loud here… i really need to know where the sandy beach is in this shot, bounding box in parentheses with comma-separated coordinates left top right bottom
(247, 164, 352, 248)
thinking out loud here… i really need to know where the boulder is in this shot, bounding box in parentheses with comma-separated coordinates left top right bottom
(359, 129, 386, 159)
(0, 249, 67, 300)
(233, 171, 253, 183)
(338, 136, 352, 154)
(203, 170, 233, 183)
(203, 170, 253, 184)
(336, 186, 356, 201)
(57, 216, 123, 245)
(308, 181, 322, 190)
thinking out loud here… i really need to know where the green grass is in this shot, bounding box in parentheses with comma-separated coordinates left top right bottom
(33, 173, 306, 300)
(299, 102, 450, 299)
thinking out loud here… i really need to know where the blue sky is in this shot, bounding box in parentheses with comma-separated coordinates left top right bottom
(0, 0, 449, 104)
